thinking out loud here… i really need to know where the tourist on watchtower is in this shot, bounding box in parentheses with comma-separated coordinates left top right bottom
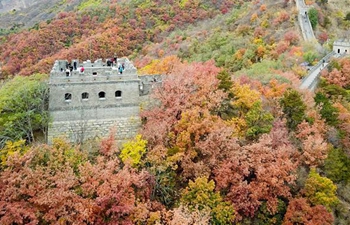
(80, 66, 85, 73)
(73, 61, 77, 70)
(66, 68, 71, 77)
(118, 65, 123, 74)
(122, 63, 125, 70)
(110, 58, 115, 66)
(114, 54, 117, 66)
(107, 59, 112, 67)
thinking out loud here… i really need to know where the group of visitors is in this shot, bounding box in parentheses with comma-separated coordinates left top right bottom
(107, 55, 125, 74)
(60, 55, 126, 75)
(60, 61, 84, 76)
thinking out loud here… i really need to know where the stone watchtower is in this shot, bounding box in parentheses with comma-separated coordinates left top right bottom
(333, 39, 350, 55)
(48, 58, 142, 143)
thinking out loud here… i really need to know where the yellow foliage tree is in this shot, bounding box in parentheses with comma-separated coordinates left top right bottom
(120, 135, 148, 168)
(180, 177, 235, 224)
(303, 168, 339, 211)
(0, 139, 28, 169)
(231, 82, 260, 113)
(138, 55, 181, 75)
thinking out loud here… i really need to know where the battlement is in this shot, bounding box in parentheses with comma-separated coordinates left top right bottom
(333, 39, 350, 46)
(333, 39, 350, 54)
(50, 58, 138, 83)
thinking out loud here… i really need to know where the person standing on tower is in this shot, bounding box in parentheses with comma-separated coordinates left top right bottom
(113, 53, 117, 67)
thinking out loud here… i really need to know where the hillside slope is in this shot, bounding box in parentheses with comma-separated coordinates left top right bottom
(0, 0, 350, 224)
(0, 0, 83, 30)
(0, 0, 248, 77)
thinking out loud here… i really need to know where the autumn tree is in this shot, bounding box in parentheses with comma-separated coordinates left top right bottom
(296, 120, 329, 167)
(333, 102, 350, 150)
(280, 89, 306, 130)
(322, 58, 350, 88)
(169, 205, 211, 225)
(180, 177, 235, 224)
(283, 198, 334, 225)
(303, 168, 339, 211)
(0, 140, 28, 170)
(138, 55, 181, 75)
(141, 60, 237, 180)
(0, 138, 153, 224)
(214, 120, 298, 220)
(0, 139, 90, 224)
(283, 30, 299, 46)
(120, 134, 148, 168)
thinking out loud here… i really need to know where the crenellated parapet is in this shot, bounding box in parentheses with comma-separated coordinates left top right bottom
(333, 39, 350, 54)
(50, 58, 137, 80)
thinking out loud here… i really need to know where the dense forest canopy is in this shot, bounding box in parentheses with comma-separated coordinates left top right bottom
(0, 0, 350, 224)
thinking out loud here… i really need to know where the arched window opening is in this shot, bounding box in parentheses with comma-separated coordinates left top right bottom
(115, 90, 122, 98)
(99, 91, 106, 99)
(93, 72, 97, 76)
(65, 93, 72, 101)
(82, 92, 89, 100)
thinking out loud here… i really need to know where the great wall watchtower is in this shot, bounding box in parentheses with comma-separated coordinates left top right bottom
(48, 58, 151, 144)
(333, 39, 350, 55)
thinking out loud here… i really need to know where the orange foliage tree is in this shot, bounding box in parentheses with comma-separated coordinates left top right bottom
(283, 198, 334, 225)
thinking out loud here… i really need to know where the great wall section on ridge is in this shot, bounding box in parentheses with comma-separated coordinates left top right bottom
(296, 0, 349, 91)
(47, 0, 350, 143)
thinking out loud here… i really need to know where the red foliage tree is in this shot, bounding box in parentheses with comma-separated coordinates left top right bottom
(214, 120, 298, 220)
(318, 32, 328, 44)
(283, 30, 299, 46)
(296, 119, 329, 167)
(0, 143, 93, 224)
(283, 198, 334, 225)
(322, 58, 350, 88)
(0, 140, 153, 224)
(141, 60, 236, 179)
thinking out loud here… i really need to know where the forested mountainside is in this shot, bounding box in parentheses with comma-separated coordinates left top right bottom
(1, 0, 350, 224)
(0, 0, 248, 76)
